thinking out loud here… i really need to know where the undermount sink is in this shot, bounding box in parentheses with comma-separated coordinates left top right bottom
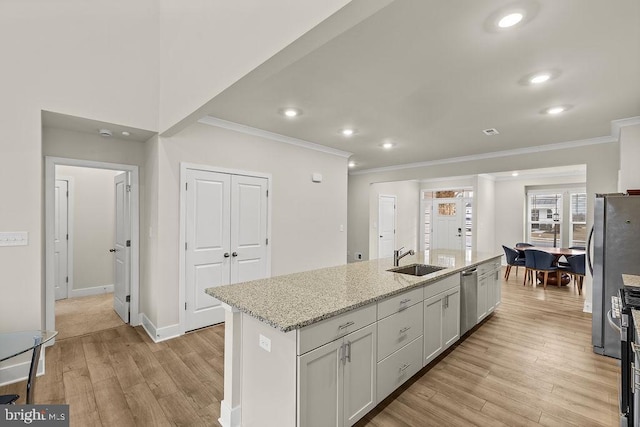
(388, 264, 446, 276)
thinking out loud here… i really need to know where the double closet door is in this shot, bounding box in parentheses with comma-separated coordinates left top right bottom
(185, 169, 269, 331)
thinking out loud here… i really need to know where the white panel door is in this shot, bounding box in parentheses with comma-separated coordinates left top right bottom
(432, 198, 463, 250)
(185, 170, 231, 331)
(113, 172, 130, 323)
(54, 179, 69, 300)
(378, 195, 396, 259)
(230, 175, 268, 284)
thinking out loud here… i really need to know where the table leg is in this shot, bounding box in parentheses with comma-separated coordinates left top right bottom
(26, 336, 42, 404)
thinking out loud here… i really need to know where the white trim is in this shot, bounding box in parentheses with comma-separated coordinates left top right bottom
(45, 157, 141, 339)
(68, 285, 114, 298)
(351, 135, 615, 176)
(198, 116, 352, 159)
(140, 313, 181, 343)
(611, 116, 640, 140)
(377, 194, 396, 259)
(219, 400, 242, 427)
(0, 352, 45, 387)
(583, 301, 592, 313)
(179, 162, 273, 335)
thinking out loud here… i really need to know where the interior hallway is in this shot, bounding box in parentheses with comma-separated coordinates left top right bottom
(0, 268, 619, 426)
(55, 293, 124, 340)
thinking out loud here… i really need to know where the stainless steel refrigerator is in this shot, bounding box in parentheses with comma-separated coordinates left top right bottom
(590, 194, 640, 358)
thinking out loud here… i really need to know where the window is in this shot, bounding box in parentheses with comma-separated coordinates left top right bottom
(528, 193, 562, 247)
(570, 192, 587, 247)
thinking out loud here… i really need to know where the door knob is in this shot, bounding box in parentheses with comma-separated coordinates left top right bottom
(232, 252, 238, 257)
(109, 248, 116, 253)
(379, 235, 383, 238)
(224, 252, 230, 258)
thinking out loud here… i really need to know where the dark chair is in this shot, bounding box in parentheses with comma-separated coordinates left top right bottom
(566, 254, 586, 295)
(0, 394, 19, 404)
(515, 242, 534, 259)
(558, 246, 586, 271)
(531, 249, 558, 289)
(523, 250, 536, 286)
(502, 245, 525, 280)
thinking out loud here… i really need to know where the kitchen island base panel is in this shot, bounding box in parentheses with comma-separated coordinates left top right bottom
(219, 304, 243, 427)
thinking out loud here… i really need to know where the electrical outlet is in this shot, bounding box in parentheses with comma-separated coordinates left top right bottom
(259, 334, 271, 352)
(354, 252, 363, 260)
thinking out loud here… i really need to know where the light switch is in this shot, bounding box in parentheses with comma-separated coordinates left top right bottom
(0, 232, 28, 247)
(259, 334, 271, 352)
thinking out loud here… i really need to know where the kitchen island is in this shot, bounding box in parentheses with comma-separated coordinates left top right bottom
(207, 250, 502, 427)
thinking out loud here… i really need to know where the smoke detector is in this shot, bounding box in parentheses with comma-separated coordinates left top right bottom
(99, 129, 113, 137)
(482, 128, 500, 136)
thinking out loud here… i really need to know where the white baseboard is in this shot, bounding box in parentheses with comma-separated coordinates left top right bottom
(219, 399, 241, 427)
(583, 300, 592, 313)
(140, 313, 181, 343)
(0, 352, 45, 387)
(69, 284, 114, 298)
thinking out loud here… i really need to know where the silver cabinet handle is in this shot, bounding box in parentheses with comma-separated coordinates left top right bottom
(340, 342, 346, 365)
(400, 298, 411, 304)
(346, 341, 352, 363)
(399, 363, 411, 372)
(338, 321, 355, 330)
(399, 326, 411, 334)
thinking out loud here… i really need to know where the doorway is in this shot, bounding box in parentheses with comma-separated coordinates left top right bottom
(45, 157, 140, 335)
(421, 189, 473, 252)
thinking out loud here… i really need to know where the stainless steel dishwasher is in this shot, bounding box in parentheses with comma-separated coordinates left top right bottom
(460, 267, 478, 335)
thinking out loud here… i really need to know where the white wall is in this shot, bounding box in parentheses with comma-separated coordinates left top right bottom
(145, 123, 348, 328)
(475, 175, 495, 254)
(0, 0, 157, 331)
(158, 0, 354, 132)
(619, 124, 640, 192)
(368, 181, 420, 260)
(56, 166, 119, 291)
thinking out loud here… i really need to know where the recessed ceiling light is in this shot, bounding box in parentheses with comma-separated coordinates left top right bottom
(279, 107, 302, 118)
(348, 161, 356, 168)
(512, 172, 519, 177)
(121, 131, 131, 137)
(341, 128, 356, 137)
(529, 73, 551, 84)
(382, 142, 394, 149)
(498, 12, 523, 28)
(546, 106, 566, 115)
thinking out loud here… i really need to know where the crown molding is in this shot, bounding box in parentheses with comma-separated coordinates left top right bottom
(611, 116, 640, 140)
(198, 116, 352, 159)
(350, 135, 615, 176)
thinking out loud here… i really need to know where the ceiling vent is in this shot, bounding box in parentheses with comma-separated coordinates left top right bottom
(482, 128, 500, 136)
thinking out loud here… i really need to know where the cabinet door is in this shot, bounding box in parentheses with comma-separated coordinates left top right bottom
(487, 272, 496, 314)
(442, 287, 460, 349)
(477, 275, 488, 322)
(344, 324, 377, 427)
(494, 269, 502, 309)
(424, 293, 444, 365)
(298, 339, 343, 427)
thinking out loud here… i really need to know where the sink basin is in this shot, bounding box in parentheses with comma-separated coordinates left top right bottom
(388, 264, 446, 276)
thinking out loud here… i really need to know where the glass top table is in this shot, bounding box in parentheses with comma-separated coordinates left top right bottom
(0, 330, 58, 404)
(0, 331, 58, 362)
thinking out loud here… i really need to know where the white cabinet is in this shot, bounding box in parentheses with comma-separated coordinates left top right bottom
(477, 259, 501, 323)
(298, 323, 377, 427)
(424, 280, 461, 365)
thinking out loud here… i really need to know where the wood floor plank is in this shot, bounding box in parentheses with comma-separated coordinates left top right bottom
(93, 376, 136, 426)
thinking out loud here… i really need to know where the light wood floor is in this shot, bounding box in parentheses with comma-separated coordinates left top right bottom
(0, 268, 619, 426)
(55, 293, 125, 340)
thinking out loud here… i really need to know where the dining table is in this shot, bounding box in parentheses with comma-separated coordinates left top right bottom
(516, 245, 586, 286)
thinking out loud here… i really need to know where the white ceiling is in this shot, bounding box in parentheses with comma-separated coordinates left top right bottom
(42, 111, 157, 143)
(202, 0, 640, 172)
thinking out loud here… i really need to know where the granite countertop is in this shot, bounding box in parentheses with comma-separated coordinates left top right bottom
(205, 250, 502, 332)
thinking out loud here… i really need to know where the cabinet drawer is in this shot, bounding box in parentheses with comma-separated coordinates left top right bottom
(297, 304, 376, 355)
(423, 274, 459, 301)
(377, 286, 423, 320)
(376, 336, 423, 402)
(377, 302, 423, 361)
(478, 259, 500, 276)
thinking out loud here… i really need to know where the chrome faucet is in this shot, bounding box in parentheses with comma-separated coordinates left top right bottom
(393, 247, 415, 267)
